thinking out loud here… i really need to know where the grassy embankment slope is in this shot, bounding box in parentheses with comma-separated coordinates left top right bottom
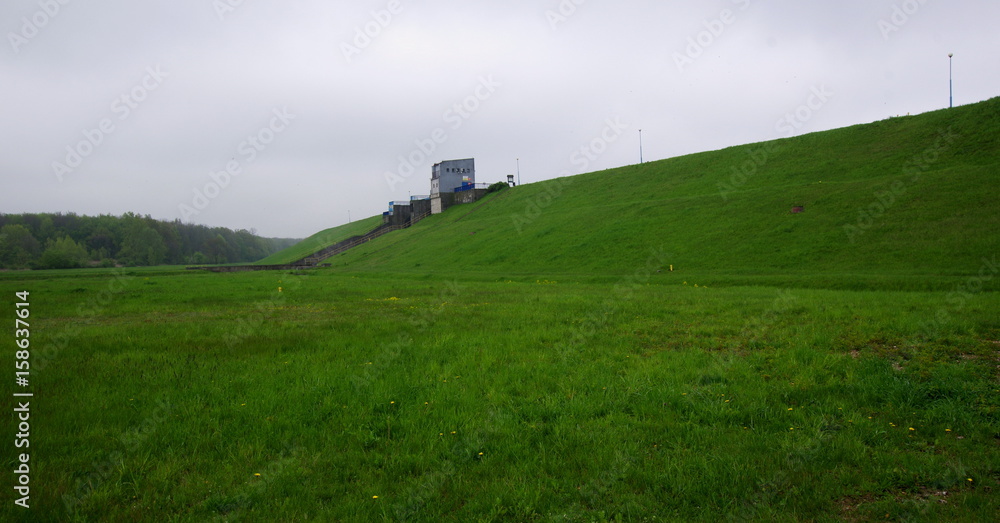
(253, 215, 381, 265)
(1, 98, 997, 522)
(302, 97, 999, 289)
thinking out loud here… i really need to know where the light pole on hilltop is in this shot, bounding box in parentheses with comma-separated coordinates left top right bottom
(639, 129, 643, 164)
(948, 53, 954, 109)
(516, 158, 521, 186)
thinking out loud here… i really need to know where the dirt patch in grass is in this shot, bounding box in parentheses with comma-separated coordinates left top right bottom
(837, 488, 952, 521)
(836, 493, 878, 521)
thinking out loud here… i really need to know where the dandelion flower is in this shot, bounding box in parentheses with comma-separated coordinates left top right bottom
(373, 495, 379, 499)
(254, 473, 261, 477)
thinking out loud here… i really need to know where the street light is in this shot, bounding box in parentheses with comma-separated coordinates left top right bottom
(516, 158, 521, 186)
(639, 129, 643, 164)
(948, 53, 954, 109)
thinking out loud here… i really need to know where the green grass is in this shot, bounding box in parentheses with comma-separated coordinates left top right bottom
(1, 270, 998, 521)
(254, 215, 382, 265)
(321, 98, 999, 288)
(2, 98, 999, 521)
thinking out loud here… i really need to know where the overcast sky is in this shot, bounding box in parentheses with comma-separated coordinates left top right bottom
(2, 1, 996, 238)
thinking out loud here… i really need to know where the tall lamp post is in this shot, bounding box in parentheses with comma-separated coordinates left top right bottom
(639, 129, 643, 164)
(948, 53, 954, 109)
(516, 158, 521, 186)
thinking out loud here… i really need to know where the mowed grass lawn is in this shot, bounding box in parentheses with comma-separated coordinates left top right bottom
(2, 267, 999, 521)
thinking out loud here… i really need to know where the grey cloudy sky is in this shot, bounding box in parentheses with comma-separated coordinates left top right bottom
(2, 0, 996, 238)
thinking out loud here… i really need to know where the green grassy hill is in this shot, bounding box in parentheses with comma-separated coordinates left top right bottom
(3, 98, 999, 522)
(320, 98, 999, 289)
(254, 215, 381, 265)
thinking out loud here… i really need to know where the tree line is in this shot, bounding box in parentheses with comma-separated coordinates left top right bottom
(0, 213, 299, 270)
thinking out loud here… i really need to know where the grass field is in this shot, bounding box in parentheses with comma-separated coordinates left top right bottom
(3, 99, 999, 521)
(2, 266, 999, 521)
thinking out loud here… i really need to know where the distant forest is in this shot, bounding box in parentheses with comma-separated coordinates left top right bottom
(0, 212, 299, 269)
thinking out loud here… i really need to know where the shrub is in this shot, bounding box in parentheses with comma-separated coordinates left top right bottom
(486, 181, 508, 194)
